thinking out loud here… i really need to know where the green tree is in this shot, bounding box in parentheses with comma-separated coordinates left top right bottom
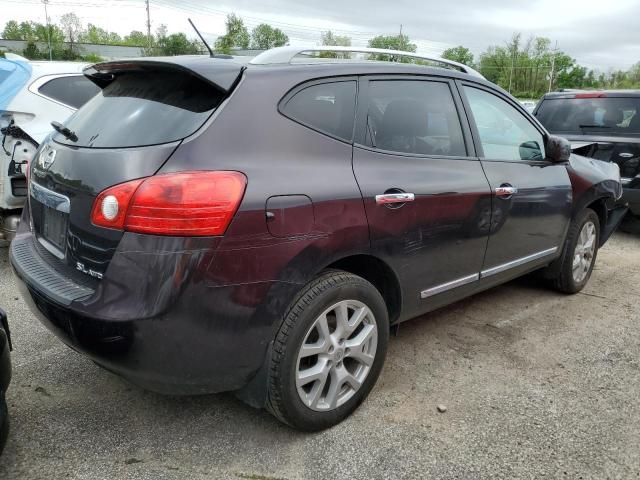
(367, 34, 416, 62)
(2, 20, 21, 40)
(321, 30, 351, 47)
(80, 24, 122, 44)
(157, 32, 199, 56)
(214, 14, 250, 54)
(319, 30, 352, 58)
(123, 30, 148, 46)
(250, 24, 288, 49)
(442, 46, 474, 66)
(60, 12, 83, 56)
(478, 34, 579, 98)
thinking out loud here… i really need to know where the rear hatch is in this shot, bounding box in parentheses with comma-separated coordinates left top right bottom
(28, 58, 244, 280)
(535, 94, 640, 186)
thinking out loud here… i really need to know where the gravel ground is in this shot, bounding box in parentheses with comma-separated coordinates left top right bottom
(0, 232, 639, 479)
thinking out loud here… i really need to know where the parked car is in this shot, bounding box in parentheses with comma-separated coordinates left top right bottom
(519, 99, 537, 113)
(534, 90, 640, 217)
(10, 47, 624, 431)
(0, 308, 11, 454)
(0, 54, 100, 243)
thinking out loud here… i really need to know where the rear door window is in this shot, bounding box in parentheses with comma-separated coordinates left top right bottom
(38, 75, 101, 109)
(536, 97, 640, 136)
(281, 81, 357, 142)
(55, 70, 225, 148)
(363, 79, 467, 156)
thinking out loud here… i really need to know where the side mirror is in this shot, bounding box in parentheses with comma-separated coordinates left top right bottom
(545, 135, 571, 163)
(519, 141, 543, 161)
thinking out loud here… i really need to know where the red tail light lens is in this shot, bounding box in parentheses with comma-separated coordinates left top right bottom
(575, 92, 607, 99)
(91, 171, 247, 236)
(91, 178, 144, 230)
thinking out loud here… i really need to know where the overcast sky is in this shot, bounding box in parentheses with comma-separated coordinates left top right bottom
(5, 0, 640, 71)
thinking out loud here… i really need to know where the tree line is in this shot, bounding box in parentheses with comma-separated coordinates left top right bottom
(1, 13, 291, 60)
(3, 14, 639, 98)
(442, 35, 640, 98)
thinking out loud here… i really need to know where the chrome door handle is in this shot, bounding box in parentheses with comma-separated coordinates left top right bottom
(495, 186, 517, 198)
(375, 193, 415, 205)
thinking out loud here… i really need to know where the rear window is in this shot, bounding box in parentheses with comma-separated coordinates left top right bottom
(38, 75, 100, 109)
(55, 70, 225, 148)
(536, 97, 640, 136)
(281, 81, 356, 142)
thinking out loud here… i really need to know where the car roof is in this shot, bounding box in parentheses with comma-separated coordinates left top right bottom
(541, 90, 640, 99)
(25, 61, 89, 79)
(93, 54, 503, 94)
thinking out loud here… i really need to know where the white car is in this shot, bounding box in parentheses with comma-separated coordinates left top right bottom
(0, 54, 99, 242)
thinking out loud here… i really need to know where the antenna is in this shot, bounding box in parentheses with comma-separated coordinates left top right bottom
(188, 18, 214, 57)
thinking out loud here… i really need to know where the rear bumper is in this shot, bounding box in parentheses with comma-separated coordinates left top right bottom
(10, 222, 301, 395)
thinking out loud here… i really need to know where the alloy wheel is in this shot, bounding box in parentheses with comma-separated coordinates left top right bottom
(572, 220, 597, 283)
(295, 300, 378, 412)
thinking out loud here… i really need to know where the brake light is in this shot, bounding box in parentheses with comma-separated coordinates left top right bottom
(575, 92, 607, 99)
(91, 171, 247, 236)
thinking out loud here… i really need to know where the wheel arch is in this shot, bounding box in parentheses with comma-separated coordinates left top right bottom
(323, 254, 402, 324)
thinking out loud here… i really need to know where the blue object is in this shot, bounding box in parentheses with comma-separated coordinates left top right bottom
(0, 58, 32, 112)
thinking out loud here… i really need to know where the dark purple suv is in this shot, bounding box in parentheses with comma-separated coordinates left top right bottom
(10, 47, 624, 430)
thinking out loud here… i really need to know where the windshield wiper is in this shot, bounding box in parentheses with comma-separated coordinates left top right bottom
(51, 121, 78, 142)
(578, 124, 611, 129)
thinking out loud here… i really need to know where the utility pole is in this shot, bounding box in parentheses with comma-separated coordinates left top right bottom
(42, 0, 52, 61)
(508, 47, 516, 93)
(548, 40, 558, 93)
(145, 0, 152, 50)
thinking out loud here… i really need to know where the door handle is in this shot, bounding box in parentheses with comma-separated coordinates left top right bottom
(375, 193, 415, 205)
(495, 185, 517, 199)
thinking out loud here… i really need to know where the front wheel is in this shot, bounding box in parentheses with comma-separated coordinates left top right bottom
(267, 271, 389, 431)
(550, 208, 600, 293)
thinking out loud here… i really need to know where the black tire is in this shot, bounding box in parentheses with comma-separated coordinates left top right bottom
(266, 270, 389, 431)
(0, 392, 8, 455)
(550, 208, 600, 294)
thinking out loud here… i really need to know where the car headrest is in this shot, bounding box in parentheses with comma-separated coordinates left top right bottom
(379, 99, 429, 140)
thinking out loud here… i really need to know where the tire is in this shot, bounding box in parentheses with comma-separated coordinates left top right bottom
(267, 270, 389, 431)
(550, 208, 600, 294)
(0, 392, 8, 455)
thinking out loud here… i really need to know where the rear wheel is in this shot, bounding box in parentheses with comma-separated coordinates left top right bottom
(267, 271, 389, 431)
(550, 208, 600, 293)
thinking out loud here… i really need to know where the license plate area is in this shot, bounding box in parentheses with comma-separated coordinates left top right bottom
(41, 207, 68, 253)
(30, 182, 71, 259)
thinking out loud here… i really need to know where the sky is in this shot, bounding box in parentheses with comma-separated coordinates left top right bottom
(3, 0, 640, 71)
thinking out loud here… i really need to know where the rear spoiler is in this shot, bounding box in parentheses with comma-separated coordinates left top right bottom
(83, 59, 245, 94)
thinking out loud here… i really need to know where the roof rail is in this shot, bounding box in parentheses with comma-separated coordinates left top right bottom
(249, 46, 484, 79)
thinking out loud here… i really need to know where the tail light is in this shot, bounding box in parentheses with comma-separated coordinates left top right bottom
(575, 92, 607, 99)
(91, 171, 247, 236)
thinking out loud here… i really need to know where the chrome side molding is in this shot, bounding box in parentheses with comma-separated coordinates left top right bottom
(420, 247, 559, 299)
(420, 273, 479, 299)
(480, 247, 558, 278)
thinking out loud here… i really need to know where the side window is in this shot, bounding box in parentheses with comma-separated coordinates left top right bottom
(281, 81, 356, 142)
(464, 86, 545, 161)
(38, 75, 101, 109)
(364, 80, 466, 157)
